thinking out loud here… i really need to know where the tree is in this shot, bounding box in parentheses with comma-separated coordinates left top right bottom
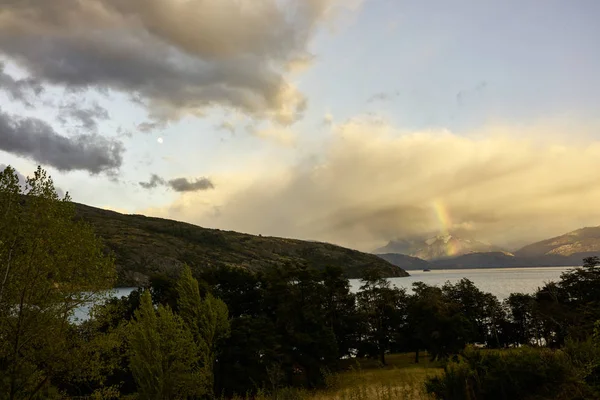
(504, 293, 538, 346)
(176, 265, 230, 397)
(408, 282, 471, 361)
(127, 291, 204, 400)
(320, 266, 360, 358)
(258, 264, 339, 388)
(442, 279, 505, 347)
(0, 166, 116, 399)
(356, 268, 407, 365)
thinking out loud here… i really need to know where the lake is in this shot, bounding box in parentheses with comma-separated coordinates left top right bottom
(349, 266, 574, 300)
(74, 267, 573, 321)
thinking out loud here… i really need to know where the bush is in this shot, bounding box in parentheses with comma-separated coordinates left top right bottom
(425, 346, 594, 400)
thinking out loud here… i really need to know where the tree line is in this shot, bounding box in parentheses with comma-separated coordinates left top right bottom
(2, 166, 600, 399)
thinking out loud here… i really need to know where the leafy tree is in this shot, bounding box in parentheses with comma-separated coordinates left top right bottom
(127, 291, 204, 400)
(260, 265, 339, 388)
(0, 166, 115, 399)
(504, 293, 539, 346)
(408, 282, 471, 361)
(320, 266, 360, 358)
(176, 265, 230, 397)
(442, 279, 505, 347)
(356, 268, 407, 365)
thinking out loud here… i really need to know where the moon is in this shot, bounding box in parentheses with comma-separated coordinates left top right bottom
(157, 137, 163, 144)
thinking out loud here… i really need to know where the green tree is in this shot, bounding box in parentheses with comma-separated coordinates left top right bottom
(442, 279, 505, 347)
(504, 293, 539, 346)
(356, 268, 407, 365)
(176, 265, 230, 397)
(127, 291, 204, 400)
(408, 282, 471, 361)
(320, 266, 360, 358)
(0, 166, 115, 399)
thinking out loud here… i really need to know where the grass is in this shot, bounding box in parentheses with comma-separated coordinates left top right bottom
(229, 353, 443, 400)
(317, 353, 442, 400)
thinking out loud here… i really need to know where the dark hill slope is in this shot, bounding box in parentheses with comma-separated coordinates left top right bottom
(73, 203, 408, 286)
(375, 253, 432, 271)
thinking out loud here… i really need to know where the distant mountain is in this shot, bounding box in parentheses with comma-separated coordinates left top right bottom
(431, 252, 521, 269)
(431, 251, 595, 269)
(379, 249, 594, 271)
(374, 234, 501, 260)
(375, 253, 432, 271)
(515, 226, 600, 258)
(376, 226, 600, 271)
(73, 203, 408, 286)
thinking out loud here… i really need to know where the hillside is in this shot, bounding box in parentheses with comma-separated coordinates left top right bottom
(374, 234, 501, 260)
(374, 253, 432, 271)
(515, 226, 600, 258)
(431, 252, 521, 269)
(73, 203, 408, 286)
(379, 249, 592, 270)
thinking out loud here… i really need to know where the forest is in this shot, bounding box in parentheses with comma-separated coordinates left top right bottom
(2, 166, 600, 400)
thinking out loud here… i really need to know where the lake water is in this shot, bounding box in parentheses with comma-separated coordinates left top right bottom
(349, 267, 574, 300)
(74, 267, 574, 321)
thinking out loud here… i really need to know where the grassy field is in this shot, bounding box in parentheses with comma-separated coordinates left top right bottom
(231, 353, 443, 400)
(315, 353, 443, 400)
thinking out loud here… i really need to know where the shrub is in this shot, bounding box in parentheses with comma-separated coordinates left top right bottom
(425, 346, 593, 400)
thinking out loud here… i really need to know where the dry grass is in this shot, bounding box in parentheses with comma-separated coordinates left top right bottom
(229, 353, 443, 400)
(315, 353, 442, 400)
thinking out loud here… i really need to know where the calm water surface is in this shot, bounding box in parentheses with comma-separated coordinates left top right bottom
(75, 267, 574, 320)
(350, 267, 574, 300)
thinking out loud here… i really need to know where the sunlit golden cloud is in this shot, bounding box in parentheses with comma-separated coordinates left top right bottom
(143, 116, 600, 251)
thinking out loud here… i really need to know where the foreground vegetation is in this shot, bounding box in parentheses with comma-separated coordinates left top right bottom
(3, 166, 600, 399)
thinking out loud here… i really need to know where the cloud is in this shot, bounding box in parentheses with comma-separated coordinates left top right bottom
(139, 174, 165, 189)
(248, 125, 297, 146)
(139, 174, 214, 192)
(137, 121, 166, 133)
(144, 117, 600, 252)
(217, 121, 236, 134)
(58, 101, 109, 131)
(0, 0, 359, 125)
(168, 177, 214, 193)
(367, 91, 399, 103)
(323, 113, 334, 126)
(0, 108, 124, 174)
(0, 62, 43, 105)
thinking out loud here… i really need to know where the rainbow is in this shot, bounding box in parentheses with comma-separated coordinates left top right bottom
(431, 200, 461, 257)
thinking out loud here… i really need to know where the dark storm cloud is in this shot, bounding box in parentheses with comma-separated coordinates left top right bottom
(140, 174, 214, 192)
(139, 174, 165, 189)
(58, 101, 109, 131)
(0, 0, 345, 125)
(0, 109, 123, 174)
(168, 177, 214, 192)
(0, 63, 43, 105)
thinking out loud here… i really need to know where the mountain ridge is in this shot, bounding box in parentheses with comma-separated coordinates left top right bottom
(376, 226, 600, 270)
(515, 226, 600, 258)
(374, 234, 501, 260)
(72, 202, 409, 286)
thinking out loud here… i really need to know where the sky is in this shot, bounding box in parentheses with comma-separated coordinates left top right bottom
(1, 0, 600, 252)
